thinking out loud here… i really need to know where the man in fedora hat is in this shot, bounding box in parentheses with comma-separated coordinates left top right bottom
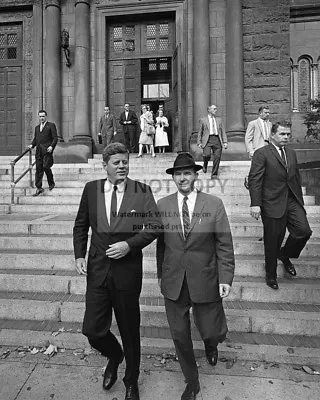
(156, 152, 235, 400)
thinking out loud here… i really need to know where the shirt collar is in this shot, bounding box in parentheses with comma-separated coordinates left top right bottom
(104, 178, 126, 193)
(177, 188, 197, 204)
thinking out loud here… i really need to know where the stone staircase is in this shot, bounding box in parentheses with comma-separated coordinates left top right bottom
(0, 154, 319, 365)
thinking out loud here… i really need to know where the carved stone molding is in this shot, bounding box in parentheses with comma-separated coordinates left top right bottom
(44, 0, 61, 8)
(75, 0, 91, 6)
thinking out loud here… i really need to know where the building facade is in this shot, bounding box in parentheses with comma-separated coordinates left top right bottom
(0, 0, 319, 160)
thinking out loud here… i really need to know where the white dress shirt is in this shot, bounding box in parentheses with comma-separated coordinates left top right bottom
(104, 179, 126, 224)
(271, 142, 287, 165)
(177, 189, 198, 235)
(125, 111, 129, 120)
(208, 115, 218, 136)
(40, 121, 47, 132)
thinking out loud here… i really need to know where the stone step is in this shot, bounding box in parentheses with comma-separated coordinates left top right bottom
(0, 252, 319, 279)
(8, 203, 320, 215)
(0, 217, 319, 237)
(2, 250, 320, 279)
(0, 295, 319, 337)
(1, 322, 319, 365)
(0, 234, 319, 257)
(13, 194, 316, 207)
(0, 271, 319, 305)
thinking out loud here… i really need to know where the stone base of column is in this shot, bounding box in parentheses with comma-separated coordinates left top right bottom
(53, 137, 93, 163)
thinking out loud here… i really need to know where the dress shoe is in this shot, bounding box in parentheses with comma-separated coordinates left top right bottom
(266, 279, 279, 290)
(32, 188, 44, 197)
(181, 382, 200, 400)
(205, 346, 218, 366)
(125, 384, 140, 400)
(102, 352, 124, 390)
(279, 255, 297, 276)
(49, 183, 55, 191)
(211, 174, 218, 179)
(202, 166, 207, 173)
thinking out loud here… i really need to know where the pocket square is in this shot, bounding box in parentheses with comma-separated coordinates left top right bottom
(131, 209, 136, 212)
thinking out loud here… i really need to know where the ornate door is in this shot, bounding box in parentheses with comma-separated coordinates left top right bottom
(0, 24, 23, 156)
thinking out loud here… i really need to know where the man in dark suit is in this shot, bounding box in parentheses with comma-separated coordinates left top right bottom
(98, 106, 117, 147)
(119, 103, 138, 153)
(28, 109, 58, 196)
(197, 105, 228, 178)
(73, 143, 161, 400)
(156, 153, 235, 400)
(248, 121, 312, 290)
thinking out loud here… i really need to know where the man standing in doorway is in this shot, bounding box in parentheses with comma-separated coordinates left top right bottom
(197, 105, 228, 178)
(98, 106, 117, 147)
(244, 106, 272, 189)
(157, 152, 235, 400)
(73, 143, 161, 400)
(248, 121, 312, 290)
(28, 109, 58, 196)
(119, 103, 138, 153)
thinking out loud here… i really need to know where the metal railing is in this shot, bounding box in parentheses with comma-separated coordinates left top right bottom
(10, 148, 35, 204)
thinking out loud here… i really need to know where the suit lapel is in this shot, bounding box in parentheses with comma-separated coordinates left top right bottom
(269, 144, 287, 170)
(171, 194, 184, 241)
(189, 192, 205, 235)
(97, 179, 110, 233)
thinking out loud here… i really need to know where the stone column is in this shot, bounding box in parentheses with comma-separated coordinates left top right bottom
(193, 0, 210, 131)
(292, 64, 299, 111)
(73, 0, 91, 140)
(312, 63, 319, 100)
(225, 0, 245, 138)
(45, 0, 63, 141)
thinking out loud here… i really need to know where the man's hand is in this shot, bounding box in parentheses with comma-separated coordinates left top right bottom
(75, 258, 87, 275)
(105, 241, 130, 259)
(27, 144, 33, 149)
(114, 131, 117, 135)
(223, 143, 228, 150)
(198, 144, 203, 149)
(249, 151, 254, 158)
(250, 206, 261, 220)
(47, 146, 53, 153)
(219, 284, 231, 298)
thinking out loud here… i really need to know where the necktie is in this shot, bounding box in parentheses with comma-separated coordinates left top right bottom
(280, 147, 287, 168)
(40, 123, 43, 132)
(182, 196, 190, 239)
(110, 185, 117, 228)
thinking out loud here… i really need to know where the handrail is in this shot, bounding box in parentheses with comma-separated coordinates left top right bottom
(10, 148, 36, 205)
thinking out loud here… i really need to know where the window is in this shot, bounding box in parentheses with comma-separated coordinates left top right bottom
(112, 25, 136, 54)
(0, 29, 20, 61)
(144, 22, 170, 53)
(143, 83, 170, 98)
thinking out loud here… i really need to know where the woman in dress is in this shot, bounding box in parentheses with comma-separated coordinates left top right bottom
(155, 109, 169, 153)
(137, 104, 156, 158)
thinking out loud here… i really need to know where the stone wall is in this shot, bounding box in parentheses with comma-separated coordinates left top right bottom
(242, 0, 291, 126)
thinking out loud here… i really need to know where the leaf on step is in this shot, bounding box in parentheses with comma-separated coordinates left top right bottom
(44, 344, 57, 356)
(287, 347, 294, 354)
(302, 365, 320, 375)
(51, 327, 65, 337)
(30, 348, 39, 355)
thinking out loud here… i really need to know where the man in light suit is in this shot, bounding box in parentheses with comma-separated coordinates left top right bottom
(73, 143, 161, 400)
(98, 106, 117, 147)
(197, 105, 228, 178)
(244, 106, 272, 188)
(156, 153, 235, 400)
(119, 103, 138, 153)
(28, 109, 58, 196)
(248, 121, 312, 290)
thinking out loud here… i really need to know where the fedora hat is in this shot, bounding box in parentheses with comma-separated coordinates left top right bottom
(166, 152, 202, 174)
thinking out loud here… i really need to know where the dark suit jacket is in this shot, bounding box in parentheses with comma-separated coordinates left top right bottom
(156, 191, 235, 303)
(197, 116, 227, 148)
(248, 144, 304, 218)
(73, 178, 161, 293)
(119, 110, 138, 134)
(31, 122, 58, 158)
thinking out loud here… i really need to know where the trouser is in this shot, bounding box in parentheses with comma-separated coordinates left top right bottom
(35, 155, 54, 189)
(262, 194, 312, 281)
(102, 133, 114, 148)
(82, 272, 141, 386)
(124, 128, 137, 153)
(203, 135, 222, 176)
(164, 276, 227, 385)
